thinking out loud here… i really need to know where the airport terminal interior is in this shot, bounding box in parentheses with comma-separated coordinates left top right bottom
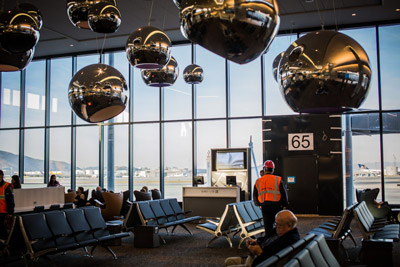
(0, 0, 400, 266)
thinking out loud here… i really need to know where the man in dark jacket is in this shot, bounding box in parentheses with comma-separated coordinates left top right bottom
(224, 210, 300, 267)
(0, 170, 15, 238)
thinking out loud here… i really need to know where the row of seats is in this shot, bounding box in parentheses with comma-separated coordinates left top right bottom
(196, 200, 265, 248)
(18, 206, 129, 262)
(353, 201, 399, 241)
(135, 198, 201, 242)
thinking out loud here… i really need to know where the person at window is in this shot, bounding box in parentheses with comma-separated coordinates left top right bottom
(74, 186, 87, 207)
(89, 186, 105, 205)
(47, 174, 61, 187)
(253, 160, 288, 238)
(224, 210, 300, 267)
(140, 186, 149, 192)
(0, 170, 15, 238)
(11, 175, 21, 189)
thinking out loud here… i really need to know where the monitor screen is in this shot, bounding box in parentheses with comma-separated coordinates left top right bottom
(216, 151, 245, 170)
(193, 176, 204, 186)
(226, 176, 237, 186)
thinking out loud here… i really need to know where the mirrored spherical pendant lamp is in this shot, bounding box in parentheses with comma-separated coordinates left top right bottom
(67, 0, 116, 29)
(173, 0, 182, 9)
(0, 7, 40, 53)
(272, 52, 284, 82)
(68, 63, 128, 123)
(278, 30, 372, 113)
(0, 47, 34, 72)
(17, 3, 43, 30)
(178, 0, 280, 64)
(141, 56, 178, 87)
(126, 25, 172, 69)
(88, 2, 121, 33)
(183, 64, 203, 84)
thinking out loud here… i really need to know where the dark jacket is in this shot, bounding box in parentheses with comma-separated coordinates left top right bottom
(253, 176, 288, 207)
(252, 227, 300, 266)
(0, 180, 15, 214)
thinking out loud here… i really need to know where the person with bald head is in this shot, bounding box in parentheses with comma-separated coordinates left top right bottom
(224, 210, 300, 267)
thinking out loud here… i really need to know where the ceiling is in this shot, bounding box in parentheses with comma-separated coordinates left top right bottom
(3, 0, 399, 59)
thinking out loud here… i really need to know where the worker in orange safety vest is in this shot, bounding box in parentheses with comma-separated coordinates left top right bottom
(0, 170, 15, 238)
(253, 160, 288, 237)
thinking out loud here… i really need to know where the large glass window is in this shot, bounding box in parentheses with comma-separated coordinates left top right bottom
(1, 72, 20, 128)
(379, 25, 400, 110)
(0, 130, 19, 179)
(196, 120, 226, 185)
(25, 60, 46, 127)
(164, 45, 192, 120)
(50, 57, 72, 125)
(164, 122, 192, 200)
(230, 118, 263, 187)
(76, 126, 99, 192)
(133, 123, 160, 192)
(352, 134, 382, 201)
(341, 27, 379, 110)
(230, 59, 261, 117)
(263, 35, 296, 116)
(24, 129, 44, 186)
(49, 127, 71, 189)
(104, 124, 128, 193)
(195, 45, 226, 119)
(133, 67, 159, 122)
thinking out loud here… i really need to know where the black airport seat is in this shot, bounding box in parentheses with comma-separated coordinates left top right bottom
(44, 210, 79, 252)
(64, 208, 98, 248)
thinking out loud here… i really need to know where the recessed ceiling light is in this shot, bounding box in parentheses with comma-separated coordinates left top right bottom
(396, 8, 400, 12)
(352, 13, 356, 16)
(69, 44, 74, 47)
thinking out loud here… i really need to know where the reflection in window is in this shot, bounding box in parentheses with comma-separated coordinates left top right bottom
(164, 45, 192, 120)
(50, 127, 71, 189)
(195, 45, 226, 119)
(379, 25, 400, 110)
(164, 122, 192, 201)
(230, 59, 261, 117)
(76, 126, 99, 192)
(104, 124, 128, 192)
(0, 130, 19, 178)
(230, 119, 263, 187)
(352, 134, 382, 201)
(196, 120, 226, 185)
(264, 35, 296, 116)
(341, 27, 379, 110)
(133, 123, 159, 192)
(24, 129, 44, 185)
(25, 60, 46, 127)
(1, 72, 20, 128)
(50, 57, 72, 125)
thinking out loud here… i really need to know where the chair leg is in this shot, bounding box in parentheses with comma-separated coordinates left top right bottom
(90, 245, 97, 256)
(238, 238, 245, 249)
(102, 245, 117, 260)
(171, 225, 178, 235)
(224, 235, 233, 248)
(83, 246, 91, 257)
(206, 236, 219, 248)
(349, 232, 357, 247)
(159, 235, 166, 245)
(179, 224, 193, 235)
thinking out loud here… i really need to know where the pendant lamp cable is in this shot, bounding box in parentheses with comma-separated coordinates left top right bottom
(100, 34, 107, 56)
(332, 0, 338, 31)
(148, 0, 154, 26)
(315, 0, 325, 30)
(162, 3, 167, 30)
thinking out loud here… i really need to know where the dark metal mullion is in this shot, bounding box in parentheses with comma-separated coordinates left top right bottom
(261, 55, 266, 117)
(128, 65, 134, 200)
(192, 44, 197, 182)
(375, 25, 385, 201)
(44, 59, 51, 184)
(19, 70, 26, 183)
(160, 86, 165, 197)
(71, 56, 77, 190)
(99, 125, 104, 188)
(225, 59, 230, 148)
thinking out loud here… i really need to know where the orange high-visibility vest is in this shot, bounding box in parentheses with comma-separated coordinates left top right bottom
(0, 182, 11, 213)
(256, 175, 281, 203)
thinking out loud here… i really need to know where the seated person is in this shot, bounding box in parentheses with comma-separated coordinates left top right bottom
(47, 175, 61, 187)
(225, 210, 300, 267)
(74, 186, 87, 207)
(89, 186, 105, 205)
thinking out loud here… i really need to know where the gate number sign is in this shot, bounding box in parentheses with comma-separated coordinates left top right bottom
(288, 133, 314, 151)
